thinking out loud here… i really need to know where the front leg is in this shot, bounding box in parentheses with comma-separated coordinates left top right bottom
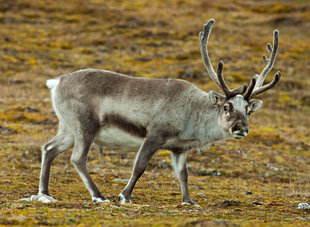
(118, 137, 164, 204)
(171, 151, 199, 206)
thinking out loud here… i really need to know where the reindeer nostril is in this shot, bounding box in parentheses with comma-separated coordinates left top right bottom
(232, 123, 239, 133)
(232, 121, 249, 136)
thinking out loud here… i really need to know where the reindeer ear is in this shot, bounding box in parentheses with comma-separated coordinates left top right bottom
(248, 99, 263, 113)
(209, 90, 226, 106)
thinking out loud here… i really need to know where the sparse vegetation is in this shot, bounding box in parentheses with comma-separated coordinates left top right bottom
(0, 0, 309, 226)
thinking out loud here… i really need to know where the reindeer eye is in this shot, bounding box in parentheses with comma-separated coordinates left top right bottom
(223, 105, 229, 112)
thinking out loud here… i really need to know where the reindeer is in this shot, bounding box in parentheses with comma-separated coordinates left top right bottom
(23, 19, 280, 205)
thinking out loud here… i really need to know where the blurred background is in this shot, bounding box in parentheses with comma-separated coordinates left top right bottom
(0, 0, 309, 226)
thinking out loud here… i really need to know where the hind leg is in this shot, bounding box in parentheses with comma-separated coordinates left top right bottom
(70, 129, 109, 203)
(21, 124, 74, 203)
(39, 128, 74, 196)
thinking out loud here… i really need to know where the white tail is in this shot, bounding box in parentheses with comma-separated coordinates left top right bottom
(46, 79, 59, 89)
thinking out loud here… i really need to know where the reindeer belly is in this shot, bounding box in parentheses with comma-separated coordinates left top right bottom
(95, 127, 144, 151)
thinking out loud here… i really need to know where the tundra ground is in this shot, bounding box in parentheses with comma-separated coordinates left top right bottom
(0, 0, 309, 226)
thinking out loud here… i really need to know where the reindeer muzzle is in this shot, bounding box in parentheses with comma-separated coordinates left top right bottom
(231, 121, 249, 139)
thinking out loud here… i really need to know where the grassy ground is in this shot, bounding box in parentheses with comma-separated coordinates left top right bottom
(0, 0, 310, 226)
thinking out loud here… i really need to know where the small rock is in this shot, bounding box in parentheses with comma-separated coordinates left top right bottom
(158, 159, 170, 169)
(196, 169, 223, 176)
(221, 200, 240, 208)
(0, 126, 17, 134)
(136, 57, 152, 62)
(253, 202, 263, 206)
(234, 208, 243, 212)
(113, 178, 129, 182)
(297, 217, 310, 221)
(25, 106, 40, 113)
(185, 219, 237, 226)
(266, 163, 280, 171)
(197, 186, 205, 190)
(268, 201, 283, 206)
(10, 79, 25, 85)
(297, 203, 310, 210)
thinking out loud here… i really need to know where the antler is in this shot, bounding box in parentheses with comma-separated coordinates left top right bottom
(243, 77, 257, 101)
(245, 30, 281, 100)
(200, 19, 280, 101)
(217, 61, 247, 99)
(249, 72, 281, 99)
(200, 19, 247, 99)
(199, 19, 218, 86)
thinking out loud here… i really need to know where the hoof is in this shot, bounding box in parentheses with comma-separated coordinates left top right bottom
(118, 193, 131, 204)
(92, 197, 110, 203)
(20, 194, 57, 203)
(182, 201, 201, 207)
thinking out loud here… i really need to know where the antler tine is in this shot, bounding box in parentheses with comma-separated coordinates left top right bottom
(254, 30, 279, 90)
(267, 43, 273, 54)
(216, 61, 230, 96)
(231, 84, 248, 95)
(262, 55, 269, 64)
(250, 71, 281, 99)
(217, 61, 248, 99)
(244, 77, 257, 101)
(199, 19, 221, 87)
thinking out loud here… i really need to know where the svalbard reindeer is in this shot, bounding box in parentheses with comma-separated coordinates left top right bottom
(23, 19, 280, 205)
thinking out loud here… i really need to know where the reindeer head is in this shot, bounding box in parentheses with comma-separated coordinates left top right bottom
(200, 19, 281, 139)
